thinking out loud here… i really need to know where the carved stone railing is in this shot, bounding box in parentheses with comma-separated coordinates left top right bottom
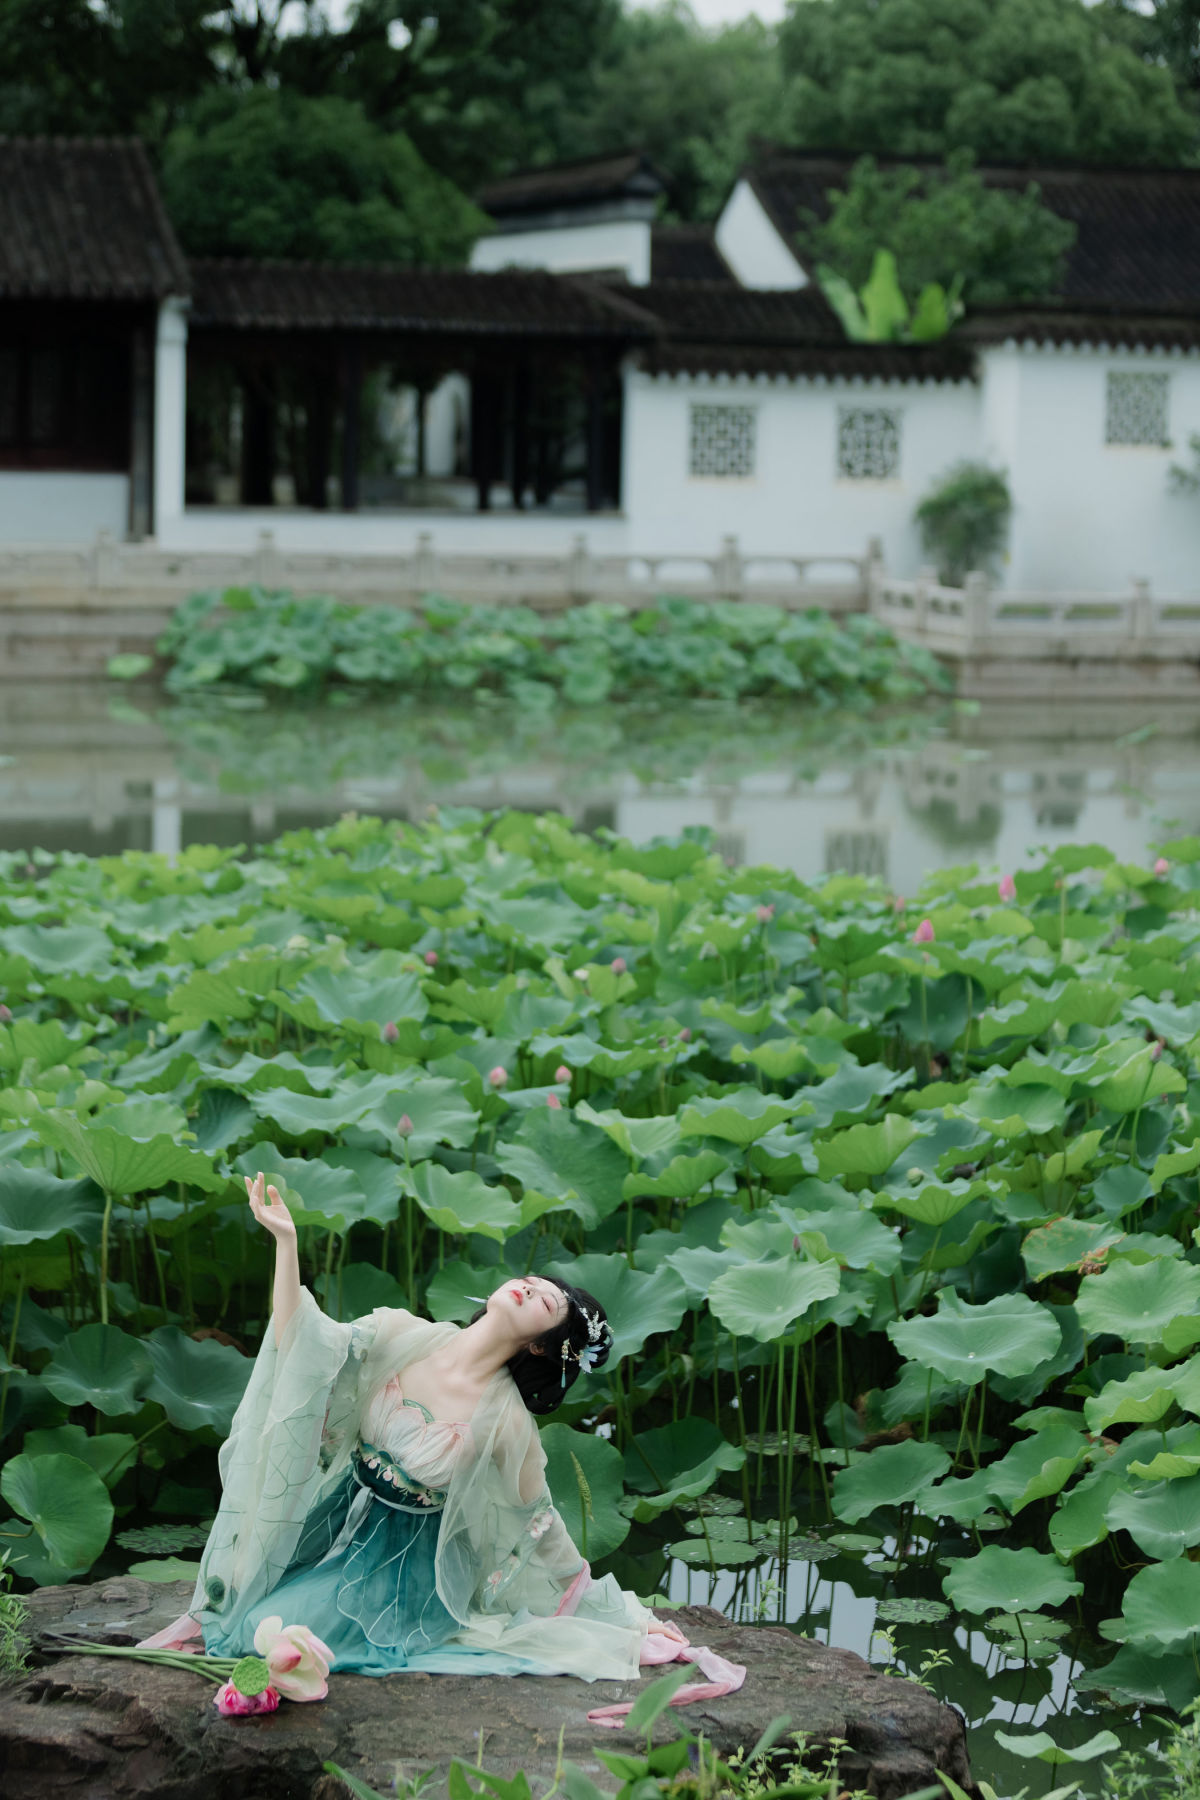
(0, 529, 872, 612)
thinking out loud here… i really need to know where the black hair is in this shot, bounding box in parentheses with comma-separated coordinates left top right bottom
(472, 1277, 614, 1416)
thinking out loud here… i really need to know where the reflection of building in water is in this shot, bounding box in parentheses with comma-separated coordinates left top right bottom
(825, 829, 889, 880)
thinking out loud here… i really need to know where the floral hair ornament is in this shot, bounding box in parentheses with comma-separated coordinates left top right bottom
(559, 1299, 615, 1387)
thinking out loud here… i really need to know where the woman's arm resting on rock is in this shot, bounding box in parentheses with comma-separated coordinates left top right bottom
(245, 1172, 301, 1348)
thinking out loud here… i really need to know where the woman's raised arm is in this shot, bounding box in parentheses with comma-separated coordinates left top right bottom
(245, 1171, 301, 1348)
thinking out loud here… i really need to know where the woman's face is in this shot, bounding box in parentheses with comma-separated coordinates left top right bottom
(488, 1274, 568, 1344)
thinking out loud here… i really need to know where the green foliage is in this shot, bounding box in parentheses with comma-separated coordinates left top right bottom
(804, 154, 1076, 310)
(777, 0, 1197, 166)
(146, 588, 950, 707)
(818, 249, 964, 345)
(1097, 1699, 1200, 1800)
(0, 1550, 29, 1678)
(915, 463, 1013, 586)
(162, 88, 485, 263)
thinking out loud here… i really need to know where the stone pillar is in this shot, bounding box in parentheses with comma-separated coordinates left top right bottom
(153, 297, 188, 538)
(151, 778, 182, 860)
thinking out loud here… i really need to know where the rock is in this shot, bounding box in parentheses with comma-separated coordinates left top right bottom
(2, 1579, 977, 1800)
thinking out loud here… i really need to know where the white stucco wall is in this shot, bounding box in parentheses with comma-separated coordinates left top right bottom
(620, 369, 980, 569)
(979, 344, 1200, 593)
(471, 218, 652, 285)
(0, 473, 129, 543)
(713, 180, 807, 291)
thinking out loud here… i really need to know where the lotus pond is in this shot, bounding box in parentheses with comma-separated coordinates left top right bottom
(3, 809, 1200, 1793)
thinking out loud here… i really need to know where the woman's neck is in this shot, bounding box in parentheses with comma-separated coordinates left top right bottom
(436, 1313, 524, 1387)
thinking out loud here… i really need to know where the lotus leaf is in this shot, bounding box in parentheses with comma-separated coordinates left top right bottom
(357, 1079, 478, 1160)
(708, 1256, 841, 1342)
(1021, 1218, 1126, 1283)
(233, 1149, 377, 1231)
(25, 1424, 138, 1487)
(1076, 1257, 1200, 1346)
(1073, 1643, 1200, 1709)
(942, 1546, 1082, 1615)
(0, 1451, 114, 1580)
(778, 1202, 902, 1274)
(679, 1089, 806, 1146)
(888, 1292, 1060, 1386)
(957, 1081, 1067, 1138)
(1084, 1368, 1181, 1432)
(143, 1327, 252, 1435)
(879, 1178, 985, 1228)
(668, 1538, 760, 1568)
(540, 1424, 629, 1561)
(574, 1103, 681, 1164)
(623, 1419, 745, 1519)
(1105, 1470, 1200, 1560)
(42, 1324, 153, 1415)
(1087, 1040, 1186, 1114)
(993, 1730, 1121, 1765)
(623, 1151, 731, 1200)
(116, 1523, 213, 1552)
(35, 1113, 222, 1195)
(983, 1426, 1088, 1514)
(1110, 1557, 1200, 1648)
(0, 1165, 104, 1246)
(495, 1109, 628, 1230)
(922, 1467, 994, 1525)
(815, 1114, 921, 1179)
(400, 1164, 520, 1243)
(126, 1556, 205, 1582)
(545, 1254, 687, 1361)
(873, 1598, 951, 1624)
(831, 1439, 950, 1526)
(315, 1261, 408, 1320)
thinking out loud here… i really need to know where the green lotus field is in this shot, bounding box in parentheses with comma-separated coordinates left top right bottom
(2, 812, 1199, 1710)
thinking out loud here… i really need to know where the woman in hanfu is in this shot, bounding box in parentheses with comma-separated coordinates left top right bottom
(141, 1172, 701, 1693)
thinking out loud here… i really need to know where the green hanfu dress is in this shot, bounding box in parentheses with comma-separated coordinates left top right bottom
(191, 1290, 650, 1680)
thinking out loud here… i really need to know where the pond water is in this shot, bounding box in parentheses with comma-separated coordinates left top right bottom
(4, 683, 1200, 886)
(9, 678, 1198, 1793)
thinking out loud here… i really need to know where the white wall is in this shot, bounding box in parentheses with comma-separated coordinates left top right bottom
(0, 473, 129, 544)
(154, 297, 189, 536)
(714, 180, 807, 291)
(620, 370, 980, 567)
(471, 217, 652, 285)
(979, 344, 1200, 593)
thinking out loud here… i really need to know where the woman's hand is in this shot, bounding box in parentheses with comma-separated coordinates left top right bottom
(645, 1616, 687, 1644)
(245, 1171, 297, 1244)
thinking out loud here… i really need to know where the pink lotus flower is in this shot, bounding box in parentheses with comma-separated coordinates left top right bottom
(554, 1065, 570, 1083)
(214, 1681, 280, 1717)
(0, 1004, 10, 1024)
(998, 873, 1017, 902)
(546, 1092, 563, 1110)
(678, 1026, 691, 1042)
(893, 896, 906, 914)
(913, 918, 935, 945)
(424, 949, 439, 966)
(611, 956, 627, 975)
(397, 1113, 414, 1138)
(1154, 857, 1170, 877)
(251, 1617, 333, 1702)
(382, 1021, 399, 1044)
(755, 904, 774, 924)
(1151, 1038, 1164, 1061)
(488, 1065, 508, 1089)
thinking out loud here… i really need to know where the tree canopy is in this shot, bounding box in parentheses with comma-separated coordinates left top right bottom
(802, 153, 1078, 308)
(777, 0, 1198, 167)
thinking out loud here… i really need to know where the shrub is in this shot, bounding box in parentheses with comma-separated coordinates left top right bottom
(914, 462, 1012, 586)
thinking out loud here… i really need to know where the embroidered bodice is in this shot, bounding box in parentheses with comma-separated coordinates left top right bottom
(354, 1374, 470, 1509)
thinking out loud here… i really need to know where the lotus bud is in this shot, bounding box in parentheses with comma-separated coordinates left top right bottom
(382, 1022, 399, 1044)
(755, 903, 774, 924)
(397, 1114, 414, 1138)
(1151, 1038, 1164, 1061)
(554, 1065, 570, 1083)
(573, 967, 589, 981)
(488, 1065, 508, 1088)
(998, 873, 1017, 901)
(913, 918, 935, 944)
(1154, 857, 1170, 877)
(286, 933, 311, 951)
(611, 956, 627, 974)
(546, 1092, 563, 1110)
(792, 1235, 802, 1254)
(678, 1027, 691, 1042)
(906, 1167, 924, 1186)
(0, 1004, 11, 1024)
(893, 896, 905, 913)
(424, 949, 439, 966)
(214, 1681, 280, 1717)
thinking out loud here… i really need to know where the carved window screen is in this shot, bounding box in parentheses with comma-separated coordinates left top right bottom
(837, 407, 901, 480)
(1105, 372, 1169, 447)
(688, 403, 756, 478)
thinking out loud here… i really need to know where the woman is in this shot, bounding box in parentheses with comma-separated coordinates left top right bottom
(159, 1172, 686, 1683)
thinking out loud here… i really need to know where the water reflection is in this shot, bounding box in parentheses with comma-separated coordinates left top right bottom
(4, 684, 1199, 880)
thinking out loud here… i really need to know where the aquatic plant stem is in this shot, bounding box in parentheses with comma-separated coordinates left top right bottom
(142, 1194, 170, 1324)
(98, 1191, 115, 1326)
(0, 1260, 23, 1437)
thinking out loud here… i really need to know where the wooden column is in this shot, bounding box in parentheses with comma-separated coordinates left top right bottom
(584, 356, 606, 514)
(306, 370, 332, 510)
(128, 324, 153, 539)
(511, 359, 532, 510)
(471, 367, 503, 512)
(241, 367, 275, 507)
(415, 380, 428, 479)
(340, 339, 362, 511)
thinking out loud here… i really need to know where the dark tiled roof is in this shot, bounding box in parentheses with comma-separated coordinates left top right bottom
(745, 149, 1200, 316)
(963, 310, 1200, 350)
(188, 260, 661, 338)
(616, 279, 975, 381)
(650, 224, 733, 282)
(0, 137, 189, 301)
(476, 150, 668, 218)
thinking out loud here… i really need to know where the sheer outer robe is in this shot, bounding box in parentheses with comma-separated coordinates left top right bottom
(189, 1291, 649, 1678)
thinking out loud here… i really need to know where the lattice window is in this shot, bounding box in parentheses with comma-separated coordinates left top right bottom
(688, 403, 756, 478)
(1105, 372, 1169, 446)
(837, 407, 901, 480)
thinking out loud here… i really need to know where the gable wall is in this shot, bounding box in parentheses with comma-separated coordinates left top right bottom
(470, 217, 652, 284)
(713, 180, 807, 291)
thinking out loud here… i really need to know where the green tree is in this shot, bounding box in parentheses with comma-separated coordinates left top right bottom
(777, 0, 1198, 166)
(550, 0, 791, 221)
(801, 153, 1077, 307)
(162, 88, 486, 263)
